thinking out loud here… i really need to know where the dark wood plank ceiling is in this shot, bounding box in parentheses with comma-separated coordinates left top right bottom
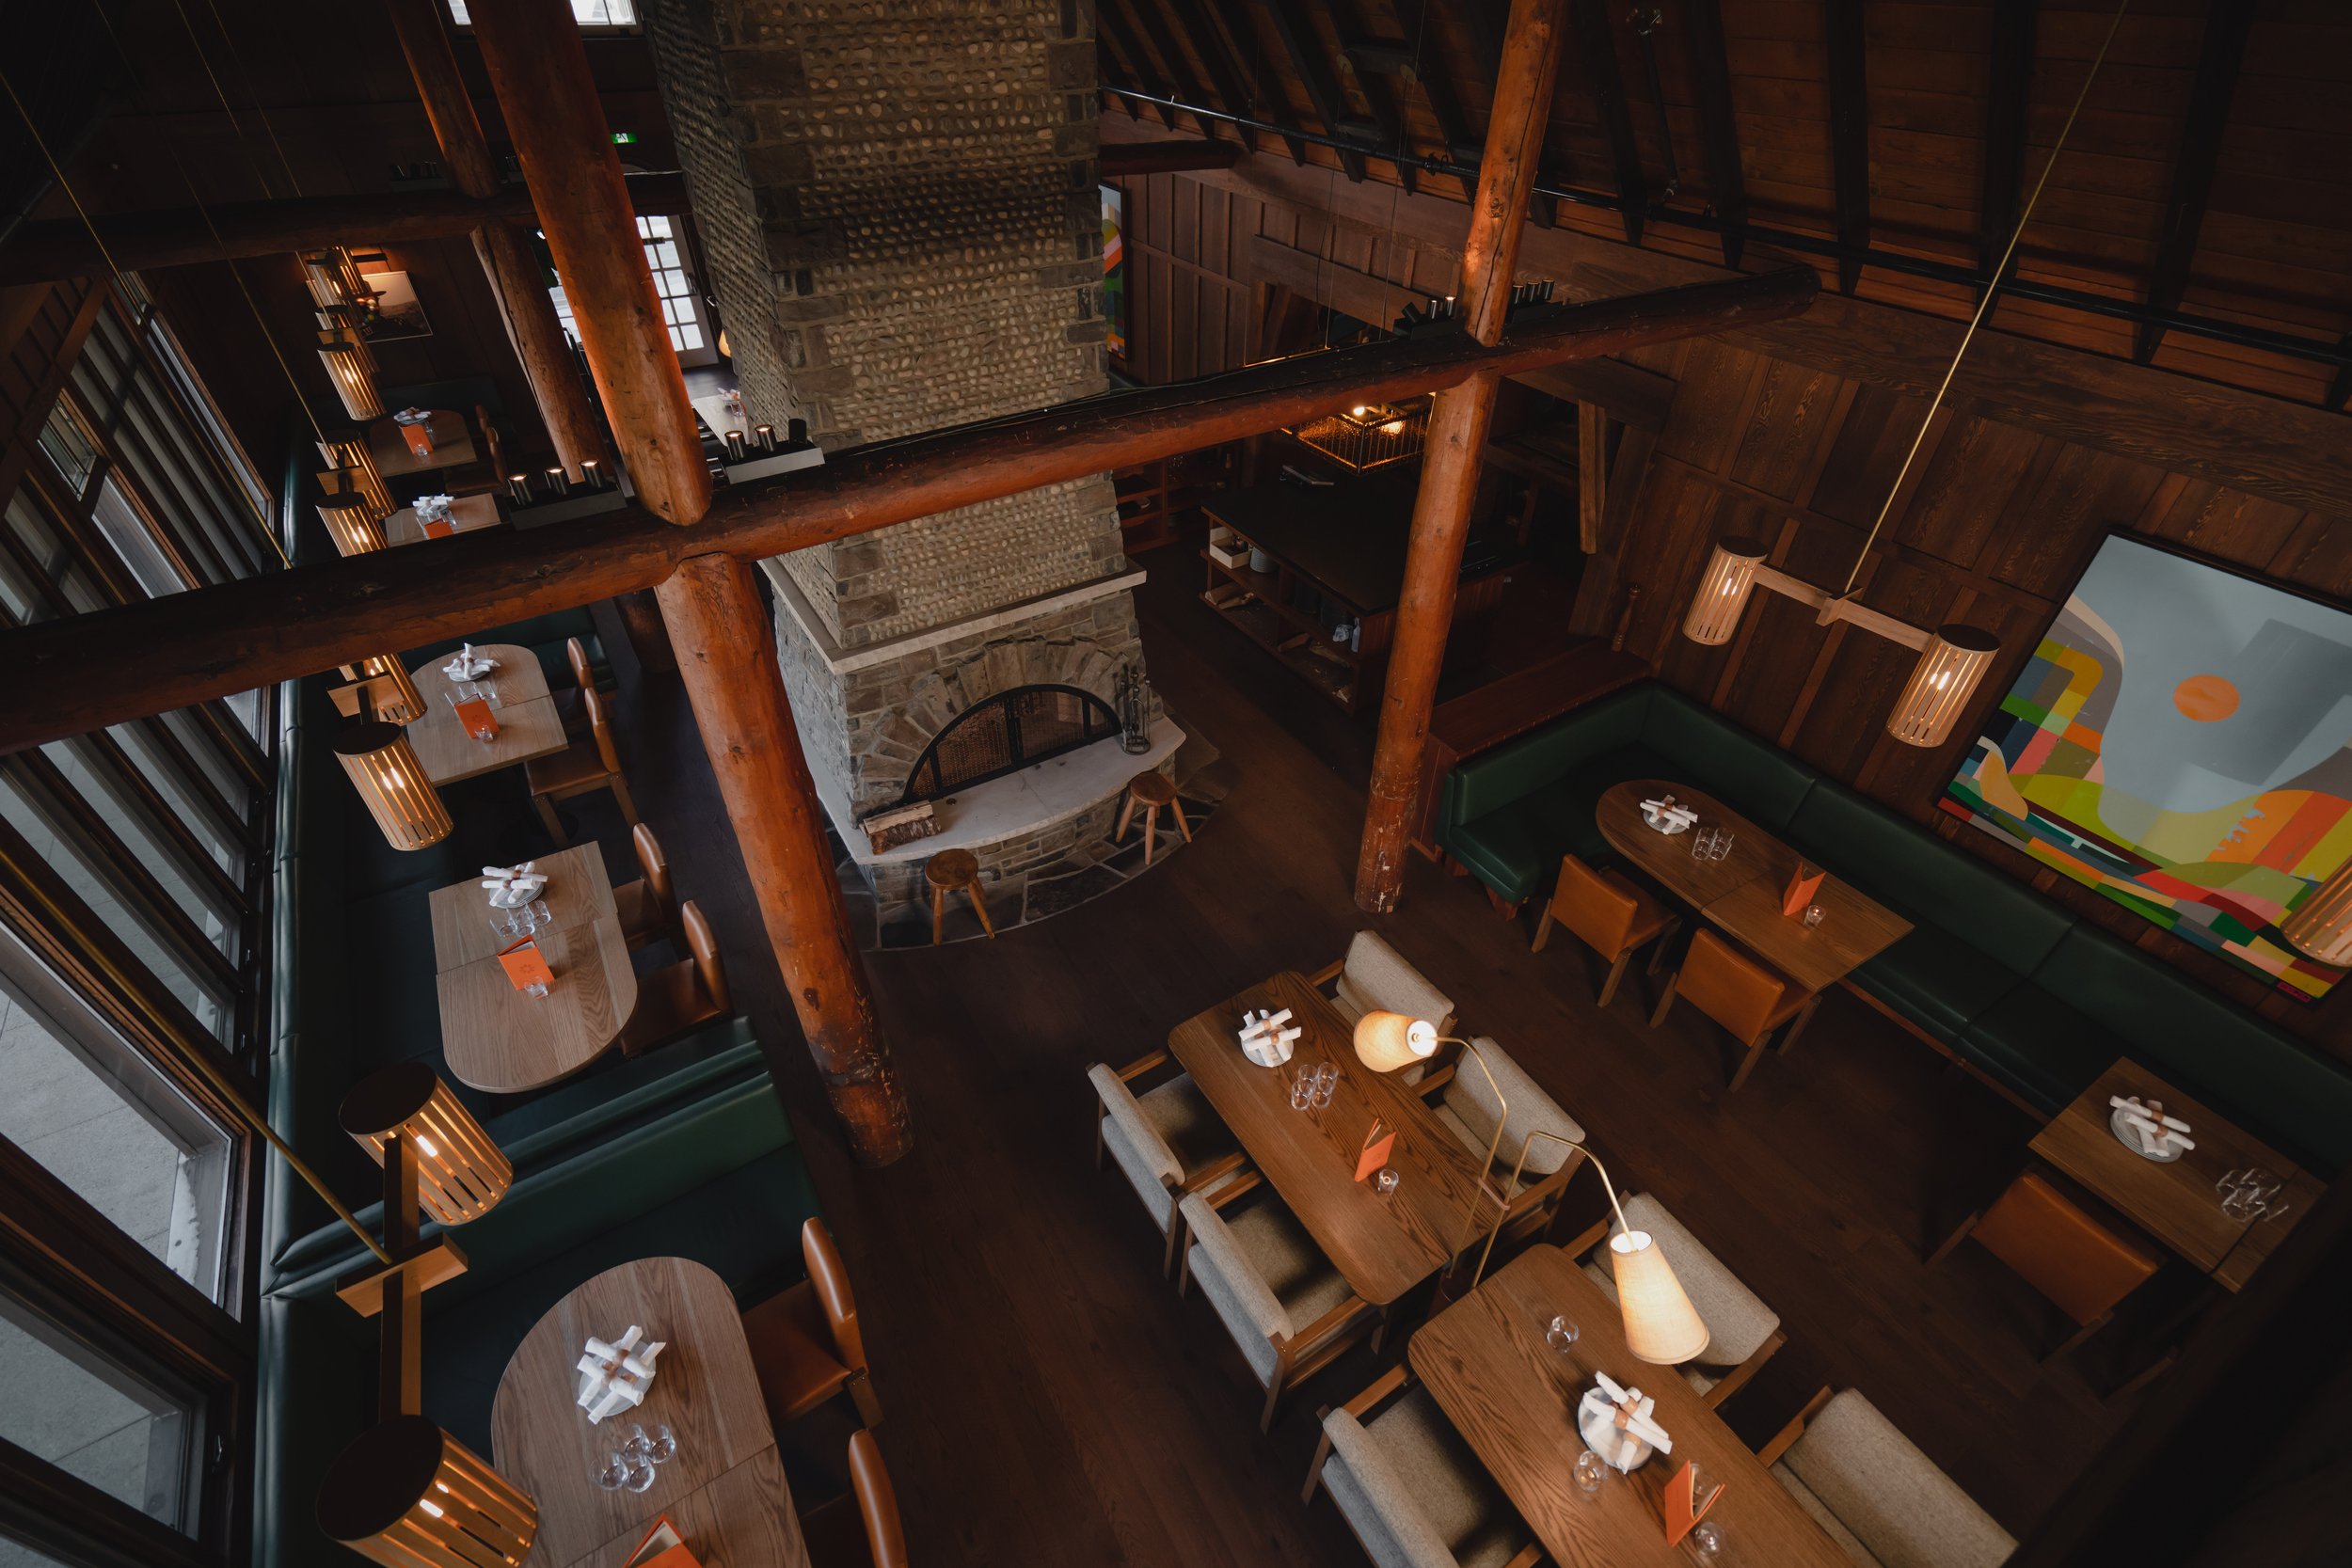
(1099, 0, 2352, 409)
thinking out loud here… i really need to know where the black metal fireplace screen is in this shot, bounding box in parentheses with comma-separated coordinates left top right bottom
(897, 685, 1120, 804)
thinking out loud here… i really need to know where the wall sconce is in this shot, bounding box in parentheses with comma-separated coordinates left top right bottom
(301, 246, 377, 311)
(340, 1062, 512, 1227)
(2280, 860, 2352, 968)
(318, 432, 393, 516)
(333, 721, 452, 851)
(332, 657, 425, 726)
(318, 329, 384, 421)
(318, 490, 388, 557)
(1680, 538, 1998, 749)
(317, 1416, 538, 1568)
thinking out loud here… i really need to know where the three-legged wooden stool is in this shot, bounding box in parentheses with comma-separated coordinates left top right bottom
(924, 847, 994, 943)
(1114, 770, 1191, 867)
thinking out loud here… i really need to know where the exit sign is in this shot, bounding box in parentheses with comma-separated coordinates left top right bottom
(611, 132, 639, 145)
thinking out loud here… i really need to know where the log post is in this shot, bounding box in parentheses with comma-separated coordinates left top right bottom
(385, 0, 611, 482)
(1354, 0, 1570, 915)
(656, 553, 913, 1164)
(467, 0, 710, 527)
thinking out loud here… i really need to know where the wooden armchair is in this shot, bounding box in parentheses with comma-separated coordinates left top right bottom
(741, 1217, 883, 1432)
(1088, 1047, 1248, 1276)
(526, 681, 638, 847)
(612, 822, 680, 952)
(1304, 1364, 1543, 1568)
(1563, 1191, 1786, 1411)
(1756, 1386, 2016, 1568)
(616, 900, 729, 1058)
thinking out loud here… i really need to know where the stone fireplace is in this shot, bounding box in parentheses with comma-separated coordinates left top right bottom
(644, 0, 1174, 915)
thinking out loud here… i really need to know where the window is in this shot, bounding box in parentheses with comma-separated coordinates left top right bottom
(0, 1293, 202, 1534)
(548, 216, 711, 359)
(447, 0, 636, 26)
(37, 402, 98, 496)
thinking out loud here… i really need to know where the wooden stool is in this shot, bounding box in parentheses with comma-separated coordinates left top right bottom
(1114, 770, 1191, 867)
(924, 848, 994, 944)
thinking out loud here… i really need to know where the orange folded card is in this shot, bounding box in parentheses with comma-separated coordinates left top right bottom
(421, 516, 454, 538)
(453, 697, 499, 739)
(402, 422, 435, 457)
(1662, 1458, 1725, 1546)
(622, 1517, 699, 1568)
(497, 938, 553, 990)
(1783, 864, 1825, 918)
(1356, 1118, 1395, 1182)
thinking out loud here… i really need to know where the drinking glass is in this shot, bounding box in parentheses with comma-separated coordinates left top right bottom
(1710, 831, 1734, 862)
(1572, 1449, 1607, 1493)
(1290, 1071, 1313, 1112)
(1544, 1314, 1580, 1353)
(621, 1424, 653, 1465)
(1804, 904, 1826, 928)
(476, 676, 500, 707)
(624, 1456, 658, 1494)
(592, 1452, 628, 1491)
(525, 979, 550, 1000)
(1373, 1167, 1400, 1196)
(1691, 1519, 1724, 1558)
(1690, 827, 1714, 860)
(646, 1423, 678, 1465)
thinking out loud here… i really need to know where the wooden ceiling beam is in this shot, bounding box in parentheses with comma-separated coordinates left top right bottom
(1681, 0, 1746, 268)
(0, 268, 1818, 752)
(0, 176, 687, 286)
(1822, 0, 1870, 294)
(1096, 4, 1179, 129)
(1155, 0, 1260, 153)
(1100, 140, 1247, 177)
(1568, 0, 1645, 243)
(1465, 0, 1557, 224)
(2134, 0, 2253, 364)
(1977, 0, 2038, 290)
(1119, 0, 1231, 144)
(1327, 0, 1419, 193)
(1259, 0, 1371, 181)
(1200, 0, 1311, 162)
(1388, 0, 1477, 163)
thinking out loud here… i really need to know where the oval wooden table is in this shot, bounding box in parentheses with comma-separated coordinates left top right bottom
(1597, 780, 1911, 994)
(369, 406, 480, 476)
(386, 490, 504, 546)
(405, 642, 570, 786)
(493, 1257, 812, 1568)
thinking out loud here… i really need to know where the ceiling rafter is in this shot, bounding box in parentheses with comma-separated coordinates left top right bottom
(1679, 0, 1745, 267)
(1821, 0, 1870, 294)
(1569, 0, 1645, 244)
(1259, 0, 1371, 181)
(1464, 0, 1556, 224)
(1152, 0, 1257, 154)
(1387, 0, 1475, 164)
(2134, 0, 2254, 364)
(1327, 0, 1419, 194)
(1095, 4, 1177, 130)
(1977, 0, 2038, 291)
(1200, 0, 1311, 162)
(1112, 0, 1228, 142)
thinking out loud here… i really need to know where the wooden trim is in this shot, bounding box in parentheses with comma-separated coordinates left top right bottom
(2133, 3, 2253, 364)
(1822, 0, 1870, 295)
(0, 1436, 216, 1568)
(1977, 0, 2039, 286)
(1681, 0, 1746, 268)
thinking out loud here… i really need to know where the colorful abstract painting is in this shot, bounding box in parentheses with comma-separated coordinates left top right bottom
(1943, 534, 2352, 1002)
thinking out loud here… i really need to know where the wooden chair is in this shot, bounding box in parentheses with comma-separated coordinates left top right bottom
(800, 1431, 908, 1568)
(1417, 1036, 1587, 1258)
(1649, 927, 1820, 1092)
(1089, 1049, 1248, 1276)
(1564, 1191, 1785, 1409)
(1532, 854, 1678, 1007)
(1178, 1178, 1383, 1432)
(1757, 1387, 2016, 1568)
(526, 681, 638, 847)
(1308, 930, 1456, 1080)
(741, 1217, 883, 1432)
(442, 404, 511, 497)
(612, 822, 678, 952)
(1928, 1169, 2163, 1362)
(1303, 1365, 1542, 1568)
(616, 900, 728, 1058)
(553, 636, 597, 736)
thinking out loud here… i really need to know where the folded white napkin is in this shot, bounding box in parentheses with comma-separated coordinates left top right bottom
(1237, 1006, 1300, 1068)
(442, 641, 497, 681)
(414, 493, 454, 524)
(1641, 797, 1698, 832)
(480, 862, 547, 905)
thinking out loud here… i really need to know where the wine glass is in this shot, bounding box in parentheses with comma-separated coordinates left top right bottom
(592, 1451, 628, 1491)
(1572, 1449, 1607, 1493)
(1544, 1314, 1580, 1353)
(645, 1423, 678, 1465)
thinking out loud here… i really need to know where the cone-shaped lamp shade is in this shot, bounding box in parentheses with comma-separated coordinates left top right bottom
(1681, 538, 1769, 645)
(1886, 625, 1999, 748)
(318, 331, 383, 420)
(318, 491, 387, 558)
(333, 722, 451, 851)
(317, 1416, 536, 1568)
(1609, 1229, 1711, 1365)
(2280, 859, 2352, 967)
(1352, 1009, 1438, 1073)
(338, 656, 425, 725)
(340, 1063, 512, 1225)
(317, 434, 393, 516)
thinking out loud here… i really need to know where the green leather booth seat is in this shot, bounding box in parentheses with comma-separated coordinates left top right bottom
(1436, 678, 2352, 1173)
(253, 1067, 820, 1568)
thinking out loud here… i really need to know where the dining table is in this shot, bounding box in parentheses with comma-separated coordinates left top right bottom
(1167, 971, 1502, 1306)
(2029, 1058, 2313, 1291)
(404, 641, 570, 785)
(493, 1257, 813, 1568)
(431, 843, 638, 1094)
(368, 406, 479, 476)
(1597, 780, 1913, 992)
(1410, 1243, 1851, 1568)
(385, 490, 503, 546)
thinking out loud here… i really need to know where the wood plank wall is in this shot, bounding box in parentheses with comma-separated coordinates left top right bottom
(1115, 167, 2352, 1058)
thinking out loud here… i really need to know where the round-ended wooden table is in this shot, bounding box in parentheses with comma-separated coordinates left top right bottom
(493, 1257, 812, 1568)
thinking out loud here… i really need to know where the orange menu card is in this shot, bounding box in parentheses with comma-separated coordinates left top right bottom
(1356, 1117, 1395, 1182)
(402, 421, 435, 457)
(497, 938, 553, 991)
(1783, 863, 1825, 918)
(1662, 1459, 1725, 1546)
(421, 515, 454, 538)
(453, 697, 499, 740)
(621, 1516, 700, 1568)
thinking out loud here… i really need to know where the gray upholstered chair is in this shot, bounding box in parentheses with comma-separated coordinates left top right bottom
(1424, 1037, 1587, 1254)
(1089, 1051, 1248, 1276)
(1310, 931, 1455, 1082)
(1178, 1180, 1382, 1431)
(1304, 1366, 1540, 1568)
(1758, 1387, 2017, 1568)
(1568, 1191, 1785, 1409)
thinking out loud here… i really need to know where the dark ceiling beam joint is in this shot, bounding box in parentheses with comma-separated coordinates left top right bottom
(1260, 0, 1371, 181)
(1200, 0, 1311, 162)
(1822, 0, 1871, 294)
(1095, 3, 1179, 129)
(1569, 0, 1646, 244)
(1159, 0, 1261, 154)
(1119, 0, 1232, 146)
(1977, 0, 2038, 295)
(2134, 0, 2254, 364)
(1385, 0, 1479, 166)
(1319, 0, 1417, 193)
(1680, 0, 1747, 268)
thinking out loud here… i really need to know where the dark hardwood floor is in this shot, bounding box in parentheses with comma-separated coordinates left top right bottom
(592, 535, 2127, 1564)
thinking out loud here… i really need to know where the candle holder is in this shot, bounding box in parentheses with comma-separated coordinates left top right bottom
(506, 473, 532, 508)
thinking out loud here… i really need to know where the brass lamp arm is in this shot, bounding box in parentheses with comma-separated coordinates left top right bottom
(1466, 1126, 1630, 1292)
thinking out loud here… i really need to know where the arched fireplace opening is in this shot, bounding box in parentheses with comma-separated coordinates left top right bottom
(897, 685, 1121, 805)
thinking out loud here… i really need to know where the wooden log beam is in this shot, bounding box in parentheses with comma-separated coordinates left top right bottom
(1327, 0, 1418, 193)
(1261, 0, 1370, 181)
(1097, 3, 1179, 130)
(469, 0, 709, 527)
(1977, 0, 2038, 289)
(657, 553, 911, 1164)
(1568, 0, 1645, 244)
(2134, 1, 2252, 364)
(1682, 0, 1748, 268)
(1356, 0, 1571, 915)
(1121, 0, 1230, 145)
(1154, 0, 1259, 153)
(0, 176, 689, 286)
(1201, 0, 1311, 162)
(1822, 0, 1870, 294)
(386, 0, 611, 481)
(1389, 0, 1478, 163)
(1099, 140, 1247, 177)
(0, 267, 1816, 752)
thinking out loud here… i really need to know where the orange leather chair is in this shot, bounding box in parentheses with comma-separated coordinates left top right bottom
(617, 900, 730, 1058)
(1649, 927, 1820, 1092)
(801, 1431, 908, 1568)
(743, 1217, 884, 1433)
(527, 681, 639, 847)
(1532, 855, 1679, 1006)
(554, 636, 598, 736)
(1930, 1170, 2163, 1361)
(612, 823, 679, 952)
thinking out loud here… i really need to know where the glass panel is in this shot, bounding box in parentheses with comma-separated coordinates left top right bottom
(89, 478, 184, 597)
(449, 0, 634, 23)
(3, 493, 107, 618)
(148, 314, 268, 524)
(0, 1293, 199, 1533)
(109, 721, 247, 850)
(654, 240, 679, 268)
(676, 324, 703, 351)
(661, 268, 689, 297)
(0, 938, 234, 1301)
(638, 214, 669, 240)
(154, 708, 248, 821)
(0, 1531, 83, 1567)
(37, 399, 99, 495)
(41, 741, 240, 940)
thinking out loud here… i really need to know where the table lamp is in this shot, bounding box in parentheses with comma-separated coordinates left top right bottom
(1353, 1010, 1711, 1366)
